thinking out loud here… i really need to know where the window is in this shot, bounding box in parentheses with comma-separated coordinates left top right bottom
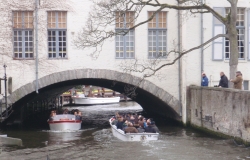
(115, 12, 135, 59)
(47, 11, 67, 58)
(148, 12, 167, 58)
(225, 8, 245, 59)
(212, 8, 225, 60)
(13, 11, 33, 59)
(248, 10, 250, 60)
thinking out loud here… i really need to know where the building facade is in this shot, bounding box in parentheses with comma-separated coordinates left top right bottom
(0, 0, 249, 122)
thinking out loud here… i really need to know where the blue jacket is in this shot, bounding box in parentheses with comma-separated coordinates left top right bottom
(201, 76, 209, 86)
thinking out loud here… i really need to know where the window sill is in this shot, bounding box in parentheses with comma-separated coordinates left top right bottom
(115, 57, 135, 59)
(148, 57, 168, 60)
(13, 58, 34, 60)
(224, 59, 247, 63)
(48, 58, 68, 60)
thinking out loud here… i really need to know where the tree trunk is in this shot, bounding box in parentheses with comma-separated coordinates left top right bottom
(228, 2, 238, 88)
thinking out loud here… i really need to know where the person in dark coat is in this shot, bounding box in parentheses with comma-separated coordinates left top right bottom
(116, 116, 124, 130)
(137, 122, 145, 133)
(218, 72, 228, 88)
(144, 122, 157, 133)
(150, 121, 159, 133)
(201, 73, 209, 86)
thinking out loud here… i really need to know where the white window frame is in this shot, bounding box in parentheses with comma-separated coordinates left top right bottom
(212, 8, 225, 61)
(213, 8, 247, 61)
(13, 11, 34, 59)
(148, 12, 167, 59)
(47, 11, 67, 59)
(248, 9, 250, 60)
(115, 12, 135, 59)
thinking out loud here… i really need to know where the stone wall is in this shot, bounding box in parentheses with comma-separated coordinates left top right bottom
(187, 86, 250, 142)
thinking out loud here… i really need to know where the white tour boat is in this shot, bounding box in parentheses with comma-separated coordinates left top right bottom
(73, 94, 120, 105)
(48, 114, 82, 131)
(109, 119, 159, 141)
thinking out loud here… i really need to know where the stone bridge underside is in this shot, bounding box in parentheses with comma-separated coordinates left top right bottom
(8, 69, 181, 120)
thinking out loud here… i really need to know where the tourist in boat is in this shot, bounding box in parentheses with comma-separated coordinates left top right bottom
(74, 111, 81, 120)
(137, 122, 145, 133)
(78, 111, 82, 120)
(123, 120, 129, 130)
(101, 88, 105, 97)
(145, 121, 157, 133)
(124, 122, 138, 133)
(111, 112, 120, 125)
(49, 111, 55, 120)
(150, 121, 159, 133)
(129, 114, 135, 124)
(63, 109, 69, 114)
(133, 115, 139, 128)
(116, 116, 124, 130)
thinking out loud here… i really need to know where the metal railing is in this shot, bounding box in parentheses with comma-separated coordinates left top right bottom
(0, 101, 13, 122)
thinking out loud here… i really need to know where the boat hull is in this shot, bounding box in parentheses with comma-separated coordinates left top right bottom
(73, 97, 120, 105)
(48, 120, 81, 131)
(109, 119, 159, 141)
(48, 114, 82, 131)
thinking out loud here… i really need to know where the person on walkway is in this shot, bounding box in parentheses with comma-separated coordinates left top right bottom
(201, 73, 209, 87)
(218, 72, 229, 88)
(230, 71, 243, 90)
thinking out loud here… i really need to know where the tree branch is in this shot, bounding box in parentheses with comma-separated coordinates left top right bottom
(121, 34, 229, 78)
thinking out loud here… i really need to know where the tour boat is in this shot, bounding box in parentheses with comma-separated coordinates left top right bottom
(73, 94, 120, 105)
(48, 114, 82, 131)
(109, 119, 159, 141)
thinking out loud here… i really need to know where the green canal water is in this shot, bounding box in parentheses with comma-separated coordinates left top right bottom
(0, 101, 250, 160)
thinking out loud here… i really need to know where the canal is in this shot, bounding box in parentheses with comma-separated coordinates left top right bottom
(0, 101, 250, 159)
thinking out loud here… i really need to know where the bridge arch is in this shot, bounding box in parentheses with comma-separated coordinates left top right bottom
(7, 69, 181, 120)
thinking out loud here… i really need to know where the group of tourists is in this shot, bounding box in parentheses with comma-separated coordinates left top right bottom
(49, 109, 82, 121)
(201, 71, 243, 90)
(110, 112, 159, 134)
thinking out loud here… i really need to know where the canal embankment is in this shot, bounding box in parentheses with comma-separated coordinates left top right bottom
(187, 85, 250, 145)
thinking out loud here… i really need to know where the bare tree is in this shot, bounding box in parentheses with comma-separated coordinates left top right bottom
(74, 0, 242, 87)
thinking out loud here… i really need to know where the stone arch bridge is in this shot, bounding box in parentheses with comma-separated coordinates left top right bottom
(2, 69, 181, 124)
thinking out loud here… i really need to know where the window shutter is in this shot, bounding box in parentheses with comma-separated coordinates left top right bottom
(248, 10, 250, 60)
(212, 8, 225, 61)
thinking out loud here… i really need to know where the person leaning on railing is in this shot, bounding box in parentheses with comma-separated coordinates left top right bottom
(230, 71, 243, 90)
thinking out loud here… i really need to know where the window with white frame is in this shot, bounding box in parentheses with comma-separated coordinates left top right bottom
(13, 11, 33, 59)
(212, 8, 247, 60)
(248, 9, 250, 60)
(225, 8, 245, 59)
(47, 11, 67, 58)
(148, 12, 167, 58)
(115, 12, 135, 59)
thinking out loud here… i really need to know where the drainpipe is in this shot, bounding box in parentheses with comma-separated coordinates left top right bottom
(178, 1, 182, 117)
(200, 0, 204, 126)
(35, 0, 39, 93)
(201, 0, 204, 75)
